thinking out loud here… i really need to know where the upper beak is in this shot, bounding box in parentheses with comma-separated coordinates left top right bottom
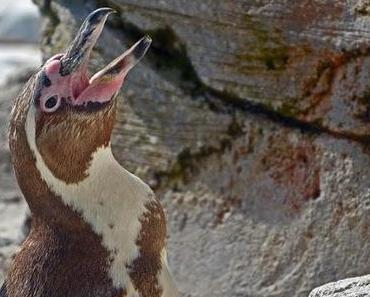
(59, 7, 151, 103)
(60, 7, 115, 76)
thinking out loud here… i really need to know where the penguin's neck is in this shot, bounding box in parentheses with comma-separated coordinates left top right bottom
(23, 102, 153, 228)
(22, 106, 155, 288)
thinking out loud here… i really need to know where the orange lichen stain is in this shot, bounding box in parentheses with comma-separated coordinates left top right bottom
(296, 48, 359, 123)
(260, 136, 321, 215)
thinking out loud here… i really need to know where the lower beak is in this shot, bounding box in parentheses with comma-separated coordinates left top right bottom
(59, 8, 151, 104)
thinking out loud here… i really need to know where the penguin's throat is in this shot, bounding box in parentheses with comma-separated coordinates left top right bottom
(25, 103, 156, 288)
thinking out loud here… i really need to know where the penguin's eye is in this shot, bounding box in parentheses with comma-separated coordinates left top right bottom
(42, 95, 61, 113)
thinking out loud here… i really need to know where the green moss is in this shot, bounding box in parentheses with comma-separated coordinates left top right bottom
(237, 48, 289, 71)
(312, 118, 324, 127)
(278, 101, 300, 117)
(227, 117, 244, 137)
(358, 90, 370, 105)
(355, 1, 370, 15)
(236, 15, 290, 72)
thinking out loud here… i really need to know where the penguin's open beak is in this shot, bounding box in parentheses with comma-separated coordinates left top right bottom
(59, 7, 151, 105)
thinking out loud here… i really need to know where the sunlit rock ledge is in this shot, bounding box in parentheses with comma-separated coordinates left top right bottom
(309, 275, 370, 297)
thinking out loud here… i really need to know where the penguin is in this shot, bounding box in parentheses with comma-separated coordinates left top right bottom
(2, 7, 179, 297)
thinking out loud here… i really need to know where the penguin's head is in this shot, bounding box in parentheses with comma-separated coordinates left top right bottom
(37, 8, 151, 110)
(10, 7, 151, 184)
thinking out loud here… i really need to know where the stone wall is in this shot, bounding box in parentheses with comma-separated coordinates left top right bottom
(2, 1, 370, 296)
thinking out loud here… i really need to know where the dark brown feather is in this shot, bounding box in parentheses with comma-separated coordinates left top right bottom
(7, 48, 170, 297)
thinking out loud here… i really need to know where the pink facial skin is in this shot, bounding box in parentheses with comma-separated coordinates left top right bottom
(40, 58, 69, 109)
(39, 56, 126, 108)
(36, 36, 151, 112)
(76, 76, 125, 105)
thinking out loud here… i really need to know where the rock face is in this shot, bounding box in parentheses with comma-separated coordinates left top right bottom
(309, 275, 370, 297)
(1, 0, 370, 296)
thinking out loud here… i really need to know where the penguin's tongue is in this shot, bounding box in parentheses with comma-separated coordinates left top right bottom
(73, 36, 151, 105)
(59, 8, 151, 105)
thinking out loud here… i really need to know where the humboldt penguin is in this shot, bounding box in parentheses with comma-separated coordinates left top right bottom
(2, 7, 179, 297)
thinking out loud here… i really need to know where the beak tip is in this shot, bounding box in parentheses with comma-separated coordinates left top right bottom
(60, 7, 115, 76)
(132, 36, 152, 61)
(87, 7, 115, 26)
(143, 35, 152, 44)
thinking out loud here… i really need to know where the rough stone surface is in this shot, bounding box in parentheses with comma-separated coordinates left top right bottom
(101, 0, 370, 139)
(1, 1, 370, 297)
(309, 275, 370, 297)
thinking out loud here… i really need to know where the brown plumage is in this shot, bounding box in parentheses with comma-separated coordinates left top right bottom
(3, 7, 178, 297)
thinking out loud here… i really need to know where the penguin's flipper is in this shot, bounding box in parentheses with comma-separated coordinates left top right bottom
(0, 283, 7, 297)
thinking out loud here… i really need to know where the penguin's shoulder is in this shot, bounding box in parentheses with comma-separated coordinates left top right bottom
(0, 282, 7, 297)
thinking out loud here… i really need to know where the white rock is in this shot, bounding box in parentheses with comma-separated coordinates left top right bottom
(309, 275, 370, 297)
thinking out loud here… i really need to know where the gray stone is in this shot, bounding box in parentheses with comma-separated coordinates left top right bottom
(1, 1, 370, 297)
(106, 0, 370, 138)
(160, 115, 370, 297)
(309, 275, 370, 297)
